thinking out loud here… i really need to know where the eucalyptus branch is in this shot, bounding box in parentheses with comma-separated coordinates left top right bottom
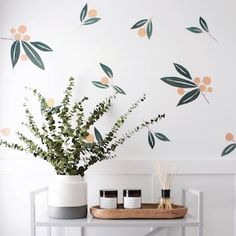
(113, 114, 165, 148)
(82, 94, 116, 133)
(102, 94, 147, 146)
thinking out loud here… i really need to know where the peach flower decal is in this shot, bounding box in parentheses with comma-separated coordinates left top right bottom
(161, 63, 213, 106)
(221, 132, 236, 156)
(1, 25, 52, 70)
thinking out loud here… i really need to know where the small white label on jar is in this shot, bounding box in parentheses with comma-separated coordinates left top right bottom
(100, 197, 117, 209)
(124, 197, 141, 209)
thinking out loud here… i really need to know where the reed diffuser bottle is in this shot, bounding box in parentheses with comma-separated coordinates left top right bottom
(154, 161, 177, 210)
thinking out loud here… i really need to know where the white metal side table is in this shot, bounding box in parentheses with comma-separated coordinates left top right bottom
(30, 188, 203, 236)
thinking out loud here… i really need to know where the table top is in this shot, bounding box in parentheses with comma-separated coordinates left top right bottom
(35, 214, 199, 227)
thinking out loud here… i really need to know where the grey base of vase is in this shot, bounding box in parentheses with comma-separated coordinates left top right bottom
(48, 205, 87, 219)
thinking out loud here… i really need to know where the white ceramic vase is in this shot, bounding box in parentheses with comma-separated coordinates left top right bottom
(48, 175, 87, 219)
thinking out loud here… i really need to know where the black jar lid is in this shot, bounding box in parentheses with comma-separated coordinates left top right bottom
(161, 189, 171, 198)
(100, 189, 118, 198)
(123, 189, 142, 197)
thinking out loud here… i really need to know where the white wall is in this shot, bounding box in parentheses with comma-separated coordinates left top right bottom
(1, 0, 236, 160)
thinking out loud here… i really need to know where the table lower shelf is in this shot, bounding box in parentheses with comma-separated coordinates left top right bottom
(34, 214, 199, 228)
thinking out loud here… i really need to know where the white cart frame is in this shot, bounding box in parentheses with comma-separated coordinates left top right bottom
(30, 187, 203, 236)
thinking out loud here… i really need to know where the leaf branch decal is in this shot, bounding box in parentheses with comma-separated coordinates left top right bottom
(148, 128, 170, 149)
(1, 25, 52, 70)
(186, 16, 217, 42)
(221, 133, 236, 157)
(80, 3, 101, 26)
(161, 63, 213, 106)
(92, 62, 126, 95)
(131, 18, 154, 39)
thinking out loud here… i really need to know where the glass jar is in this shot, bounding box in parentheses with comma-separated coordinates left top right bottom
(99, 189, 118, 209)
(123, 189, 142, 209)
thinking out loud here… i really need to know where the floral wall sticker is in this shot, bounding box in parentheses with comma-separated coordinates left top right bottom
(1, 25, 52, 70)
(0, 128, 11, 136)
(80, 3, 101, 25)
(131, 18, 153, 39)
(147, 123, 170, 149)
(92, 62, 126, 95)
(221, 132, 236, 156)
(161, 63, 213, 106)
(186, 16, 217, 42)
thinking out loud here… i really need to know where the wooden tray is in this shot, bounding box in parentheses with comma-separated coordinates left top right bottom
(90, 203, 187, 219)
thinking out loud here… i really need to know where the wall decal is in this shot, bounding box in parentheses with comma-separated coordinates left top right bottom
(186, 16, 217, 42)
(0, 128, 11, 136)
(221, 133, 236, 156)
(131, 18, 153, 39)
(148, 129, 170, 149)
(92, 62, 126, 95)
(1, 25, 52, 70)
(161, 63, 212, 106)
(80, 3, 101, 25)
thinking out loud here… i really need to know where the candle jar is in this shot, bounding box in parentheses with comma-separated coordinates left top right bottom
(99, 190, 118, 209)
(123, 189, 142, 209)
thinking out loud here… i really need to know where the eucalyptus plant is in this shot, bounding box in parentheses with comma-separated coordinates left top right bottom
(0, 77, 165, 176)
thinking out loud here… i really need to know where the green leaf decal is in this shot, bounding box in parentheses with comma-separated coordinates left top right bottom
(21, 41, 45, 70)
(51, 105, 62, 114)
(80, 3, 88, 22)
(30, 42, 52, 52)
(199, 17, 209, 32)
(83, 17, 101, 25)
(161, 77, 197, 88)
(94, 127, 103, 143)
(147, 20, 153, 39)
(131, 19, 148, 29)
(148, 131, 155, 149)
(100, 63, 113, 78)
(177, 88, 200, 106)
(155, 133, 170, 141)
(11, 40, 20, 68)
(221, 143, 236, 156)
(173, 63, 192, 80)
(186, 27, 202, 33)
(92, 81, 109, 89)
(112, 85, 126, 95)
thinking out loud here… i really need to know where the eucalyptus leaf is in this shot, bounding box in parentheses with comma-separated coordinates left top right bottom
(83, 17, 101, 25)
(21, 41, 45, 70)
(177, 88, 200, 106)
(173, 63, 192, 80)
(221, 143, 236, 156)
(80, 3, 88, 22)
(161, 77, 197, 88)
(148, 131, 155, 149)
(11, 40, 20, 68)
(155, 133, 170, 141)
(30, 42, 52, 52)
(199, 17, 209, 32)
(100, 63, 113, 78)
(131, 19, 148, 29)
(112, 85, 126, 95)
(94, 127, 103, 143)
(147, 20, 153, 39)
(92, 81, 109, 89)
(186, 27, 202, 33)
